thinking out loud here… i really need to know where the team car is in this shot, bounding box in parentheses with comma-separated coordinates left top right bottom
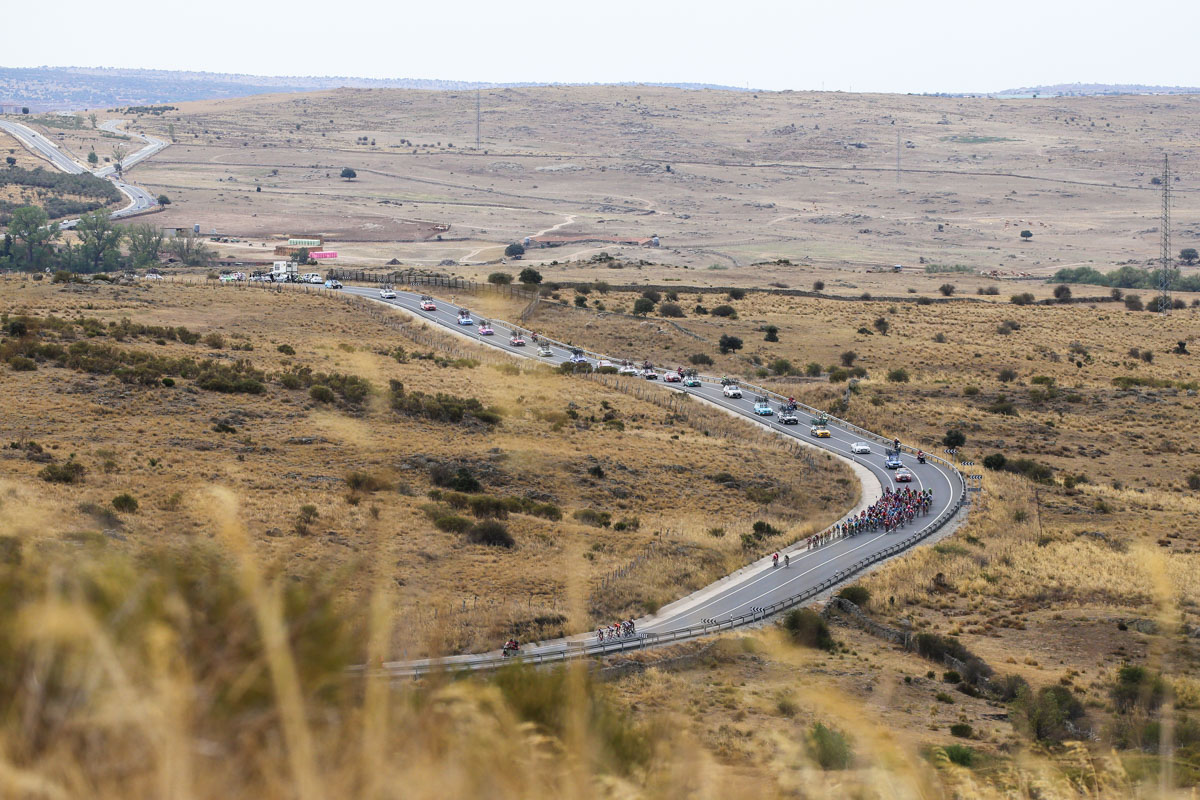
(850, 442, 872, 455)
(753, 398, 774, 416)
(642, 369, 659, 380)
(457, 309, 474, 325)
(884, 451, 904, 469)
(379, 287, 397, 299)
(478, 322, 495, 336)
(538, 342, 553, 357)
(664, 371, 682, 383)
(509, 333, 526, 346)
(810, 425, 832, 438)
(420, 296, 437, 311)
(779, 410, 800, 425)
(569, 348, 588, 364)
(722, 383, 743, 399)
(894, 468, 914, 482)
(617, 362, 639, 376)
(682, 370, 702, 387)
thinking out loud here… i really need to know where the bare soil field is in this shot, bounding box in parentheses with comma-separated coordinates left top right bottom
(97, 87, 1200, 286)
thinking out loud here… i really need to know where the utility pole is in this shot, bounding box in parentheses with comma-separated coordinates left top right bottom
(896, 128, 901, 186)
(1159, 154, 1172, 313)
(475, 90, 481, 151)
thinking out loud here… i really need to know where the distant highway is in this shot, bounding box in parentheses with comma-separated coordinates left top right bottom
(0, 117, 168, 224)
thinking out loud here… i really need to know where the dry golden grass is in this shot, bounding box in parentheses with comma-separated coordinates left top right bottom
(0, 278, 854, 656)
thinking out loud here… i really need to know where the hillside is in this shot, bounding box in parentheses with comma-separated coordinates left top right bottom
(0, 66, 747, 112)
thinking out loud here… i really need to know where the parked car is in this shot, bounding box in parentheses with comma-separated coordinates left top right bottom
(850, 442, 871, 455)
(302, 273, 323, 284)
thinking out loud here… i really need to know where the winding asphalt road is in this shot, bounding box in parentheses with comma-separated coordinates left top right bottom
(0, 117, 166, 223)
(326, 284, 966, 674)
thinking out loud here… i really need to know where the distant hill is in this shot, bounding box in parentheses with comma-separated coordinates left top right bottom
(993, 82, 1200, 97)
(0, 66, 750, 112)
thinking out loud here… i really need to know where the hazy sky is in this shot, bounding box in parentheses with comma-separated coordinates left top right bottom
(8, 0, 1200, 92)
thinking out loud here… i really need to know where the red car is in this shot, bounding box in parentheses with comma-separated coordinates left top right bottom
(895, 468, 914, 482)
(420, 298, 436, 311)
(664, 372, 682, 383)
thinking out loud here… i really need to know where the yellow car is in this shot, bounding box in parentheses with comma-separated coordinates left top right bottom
(810, 425, 831, 438)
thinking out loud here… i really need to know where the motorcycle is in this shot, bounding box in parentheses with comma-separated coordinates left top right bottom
(917, 452, 926, 465)
(501, 640, 520, 657)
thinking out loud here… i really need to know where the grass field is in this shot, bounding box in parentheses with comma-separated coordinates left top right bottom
(60, 86, 1199, 287)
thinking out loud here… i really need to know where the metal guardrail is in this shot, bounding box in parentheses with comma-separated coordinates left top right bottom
(216, 279, 970, 676)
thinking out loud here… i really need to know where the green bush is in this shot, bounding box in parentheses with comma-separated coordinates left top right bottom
(8, 356, 36, 371)
(1011, 292, 1035, 306)
(943, 429, 966, 448)
(572, 509, 611, 528)
(1011, 685, 1084, 743)
(632, 297, 656, 315)
(710, 304, 737, 318)
(887, 368, 909, 383)
(433, 515, 472, 533)
(39, 459, 86, 484)
(467, 520, 514, 548)
(949, 723, 973, 739)
(943, 744, 975, 766)
(838, 585, 870, 606)
(983, 453, 1006, 470)
(782, 608, 835, 651)
(689, 353, 713, 366)
(277, 344, 296, 355)
(808, 722, 852, 770)
(309, 385, 336, 403)
(943, 670, 962, 684)
(111, 493, 139, 513)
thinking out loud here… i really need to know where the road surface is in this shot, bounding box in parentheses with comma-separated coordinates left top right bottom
(0, 117, 167, 223)
(317, 283, 967, 675)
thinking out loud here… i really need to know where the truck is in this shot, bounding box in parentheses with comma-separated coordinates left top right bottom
(270, 261, 297, 283)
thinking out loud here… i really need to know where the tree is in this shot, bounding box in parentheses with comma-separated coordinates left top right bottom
(1053, 284, 1072, 303)
(340, 167, 357, 180)
(840, 351, 857, 367)
(938, 283, 956, 296)
(21, 107, 28, 115)
(89, 113, 97, 129)
(4, 156, 14, 166)
(873, 317, 890, 335)
(763, 325, 779, 342)
(75, 209, 124, 273)
(87, 150, 99, 166)
(718, 334, 743, 354)
(9, 205, 58, 270)
(167, 231, 215, 267)
(156, 194, 171, 206)
(487, 272, 512, 285)
(111, 144, 128, 173)
(294, 247, 310, 264)
(813, 280, 825, 291)
(504, 243, 526, 258)
(517, 267, 542, 285)
(943, 430, 966, 448)
(1181, 248, 1199, 265)
(1020, 230, 1033, 241)
(126, 223, 165, 268)
(632, 297, 656, 315)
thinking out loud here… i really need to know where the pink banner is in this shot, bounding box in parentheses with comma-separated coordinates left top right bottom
(310, 251, 337, 259)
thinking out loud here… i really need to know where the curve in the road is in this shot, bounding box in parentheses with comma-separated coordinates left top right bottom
(301, 283, 968, 676)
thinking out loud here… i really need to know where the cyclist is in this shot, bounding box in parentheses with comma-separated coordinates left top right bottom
(772, 552, 780, 568)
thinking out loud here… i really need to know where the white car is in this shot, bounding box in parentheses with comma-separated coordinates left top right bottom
(850, 442, 871, 455)
(722, 384, 742, 398)
(617, 363, 638, 376)
(379, 288, 396, 299)
(324, 279, 342, 289)
(569, 349, 588, 364)
(144, 273, 164, 281)
(302, 273, 323, 284)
